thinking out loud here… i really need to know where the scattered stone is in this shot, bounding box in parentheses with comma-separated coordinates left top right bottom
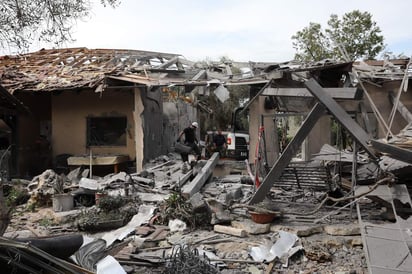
(246, 265, 261, 274)
(346, 236, 363, 247)
(271, 224, 323, 237)
(303, 239, 332, 262)
(189, 192, 209, 213)
(136, 193, 169, 203)
(211, 210, 232, 225)
(232, 219, 270, 235)
(218, 183, 243, 204)
(324, 224, 360, 236)
(168, 219, 187, 232)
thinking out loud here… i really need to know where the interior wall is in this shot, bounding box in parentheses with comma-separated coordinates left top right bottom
(14, 92, 52, 177)
(249, 97, 331, 166)
(249, 97, 276, 165)
(362, 81, 412, 138)
(142, 87, 163, 163)
(306, 115, 331, 160)
(52, 89, 135, 160)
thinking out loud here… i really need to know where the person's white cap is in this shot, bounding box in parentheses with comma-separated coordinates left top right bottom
(191, 122, 198, 128)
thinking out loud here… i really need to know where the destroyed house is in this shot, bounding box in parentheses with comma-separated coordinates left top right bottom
(239, 58, 412, 166)
(0, 48, 212, 177)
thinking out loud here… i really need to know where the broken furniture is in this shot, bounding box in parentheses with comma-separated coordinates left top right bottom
(67, 154, 129, 175)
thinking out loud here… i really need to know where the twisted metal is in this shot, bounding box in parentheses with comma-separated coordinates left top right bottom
(164, 245, 220, 274)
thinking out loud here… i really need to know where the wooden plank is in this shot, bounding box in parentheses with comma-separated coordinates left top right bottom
(389, 91, 412, 124)
(239, 79, 273, 115)
(181, 152, 220, 198)
(305, 78, 376, 158)
(370, 140, 412, 164)
(359, 101, 373, 135)
(262, 87, 361, 100)
(249, 103, 326, 204)
(191, 69, 206, 81)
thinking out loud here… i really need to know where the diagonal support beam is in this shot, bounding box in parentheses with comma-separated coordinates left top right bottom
(305, 78, 376, 159)
(249, 103, 326, 204)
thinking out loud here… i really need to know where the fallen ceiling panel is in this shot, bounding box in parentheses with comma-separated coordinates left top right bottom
(356, 184, 412, 274)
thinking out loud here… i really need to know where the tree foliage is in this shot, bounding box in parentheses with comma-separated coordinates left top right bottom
(0, 0, 120, 52)
(292, 10, 385, 61)
(200, 84, 249, 135)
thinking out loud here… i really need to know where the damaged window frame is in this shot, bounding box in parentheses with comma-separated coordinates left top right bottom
(86, 116, 127, 147)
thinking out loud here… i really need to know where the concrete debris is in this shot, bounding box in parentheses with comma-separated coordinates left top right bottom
(4, 153, 394, 273)
(231, 219, 271, 235)
(323, 224, 360, 236)
(96, 255, 126, 274)
(168, 219, 187, 232)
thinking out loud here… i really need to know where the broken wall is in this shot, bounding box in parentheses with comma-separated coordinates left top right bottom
(142, 87, 163, 163)
(248, 96, 331, 166)
(162, 99, 198, 155)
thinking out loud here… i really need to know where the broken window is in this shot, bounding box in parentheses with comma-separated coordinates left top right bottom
(87, 117, 127, 146)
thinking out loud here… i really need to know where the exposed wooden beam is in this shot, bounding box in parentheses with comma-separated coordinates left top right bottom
(305, 78, 376, 159)
(156, 56, 180, 69)
(239, 79, 273, 115)
(359, 102, 373, 135)
(262, 87, 362, 100)
(249, 103, 326, 204)
(370, 140, 412, 164)
(357, 59, 410, 67)
(389, 91, 412, 124)
(191, 70, 206, 81)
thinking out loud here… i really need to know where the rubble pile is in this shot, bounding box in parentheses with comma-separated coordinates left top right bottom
(2, 150, 410, 273)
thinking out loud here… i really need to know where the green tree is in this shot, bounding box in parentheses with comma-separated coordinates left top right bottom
(292, 10, 385, 61)
(200, 84, 249, 134)
(292, 22, 333, 62)
(0, 0, 120, 51)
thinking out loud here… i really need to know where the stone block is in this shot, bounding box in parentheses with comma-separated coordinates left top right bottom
(232, 219, 270, 235)
(189, 192, 209, 213)
(271, 224, 323, 237)
(324, 224, 360, 236)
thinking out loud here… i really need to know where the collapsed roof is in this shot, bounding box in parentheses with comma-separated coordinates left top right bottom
(0, 47, 362, 94)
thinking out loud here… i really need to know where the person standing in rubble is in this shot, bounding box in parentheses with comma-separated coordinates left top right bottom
(213, 128, 227, 157)
(177, 122, 201, 162)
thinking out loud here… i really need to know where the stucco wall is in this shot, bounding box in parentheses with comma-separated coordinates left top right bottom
(134, 88, 144, 172)
(52, 89, 136, 160)
(248, 97, 331, 166)
(15, 93, 52, 176)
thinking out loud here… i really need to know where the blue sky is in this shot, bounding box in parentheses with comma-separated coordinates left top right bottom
(26, 0, 412, 62)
